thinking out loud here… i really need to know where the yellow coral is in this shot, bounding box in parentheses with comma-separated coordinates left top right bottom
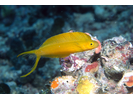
(76, 76, 95, 94)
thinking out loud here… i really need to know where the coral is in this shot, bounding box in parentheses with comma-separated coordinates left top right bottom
(84, 62, 99, 73)
(0, 83, 11, 94)
(118, 71, 133, 87)
(49, 17, 65, 37)
(101, 36, 132, 82)
(50, 76, 77, 94)
(1, 5, 16, 26)
(74, 12, 95, 29)
(76, 76, 96, 94)
(59, 33, 101, 76)
(1, 5, 133, 94)
(51, 77, 59, 89)
(126, 76, 133, 87)
(52, 35, 133, 94)
(0, 36, 10, 59)
(20, 29, 37, 48)
(60, 54, 87, 75)
(53, 33, 102, 94)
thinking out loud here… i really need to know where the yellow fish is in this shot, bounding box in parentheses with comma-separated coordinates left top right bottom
(17, 32, 99, 77)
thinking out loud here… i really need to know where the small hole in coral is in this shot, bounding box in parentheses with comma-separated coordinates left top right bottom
(129, 58, 133, 65)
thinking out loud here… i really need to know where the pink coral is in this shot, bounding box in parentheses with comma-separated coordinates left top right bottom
(85, 62, 99, 73)
(59, 54, 87, 73)
(125, 76, 133, 87)
(118, 71, 133, 88)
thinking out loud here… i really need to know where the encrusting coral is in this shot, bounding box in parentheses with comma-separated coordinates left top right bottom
(50, 76, 77, 94)
(50, 34, 133, 94)
(76, 76, 96, 94)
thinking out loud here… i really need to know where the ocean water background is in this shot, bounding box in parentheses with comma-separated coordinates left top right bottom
(0, 5, 133, 94)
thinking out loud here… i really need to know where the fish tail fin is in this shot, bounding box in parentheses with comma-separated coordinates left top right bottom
(17, 50, 37, 57)
(20, 55, 41, 77)
(17, 49, 41, 77)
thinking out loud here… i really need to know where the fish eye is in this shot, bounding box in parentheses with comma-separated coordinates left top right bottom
(90, 42, 94, 46)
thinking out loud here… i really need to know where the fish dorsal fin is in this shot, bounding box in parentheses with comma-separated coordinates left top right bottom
(40, 32, 91, 47)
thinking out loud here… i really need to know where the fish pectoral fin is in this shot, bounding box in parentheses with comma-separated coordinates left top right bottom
(20, 56, 41, 77)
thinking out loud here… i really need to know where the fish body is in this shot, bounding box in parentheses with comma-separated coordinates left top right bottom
(17, 32, 99, 77)
(37, 41, 90, 58)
